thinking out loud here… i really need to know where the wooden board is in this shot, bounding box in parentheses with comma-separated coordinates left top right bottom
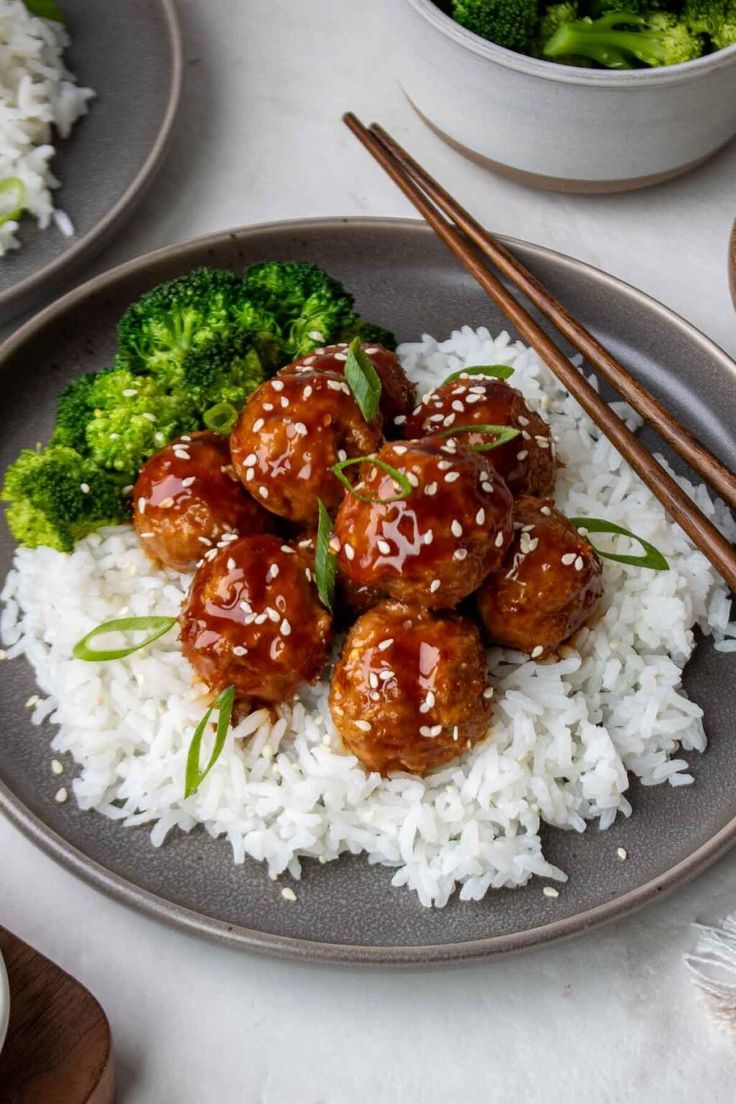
(0, 928, 114, 1104)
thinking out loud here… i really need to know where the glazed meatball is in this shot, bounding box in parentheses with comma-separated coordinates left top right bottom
(230, 370, 382, 525)
(132, 432, 271, 572)
(329, 601, 492, 776)
(403, 377, 555, 496)
(179, 534, 331, 706)
(333, 437, 513, 608)
(476, 496, 604, 657)
(282, 342, 415, 428)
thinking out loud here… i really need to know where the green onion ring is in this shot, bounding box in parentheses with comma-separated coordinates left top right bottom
(72, 616, 177, 662)
(569, 517, 669, 571)
(203, 401, 239, 436)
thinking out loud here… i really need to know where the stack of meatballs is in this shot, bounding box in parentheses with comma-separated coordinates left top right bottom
(132, 341, 604, 778)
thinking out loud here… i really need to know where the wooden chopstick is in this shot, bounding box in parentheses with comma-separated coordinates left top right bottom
(343, 112, 736, 594)
(369, 121, 736, 514)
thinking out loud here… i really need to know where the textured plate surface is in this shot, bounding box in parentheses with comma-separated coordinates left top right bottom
(1, 217, 735, 966)
(0, 0, 181, 323)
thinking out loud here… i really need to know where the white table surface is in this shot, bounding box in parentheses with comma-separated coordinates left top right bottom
(3, 2, 736, 1100)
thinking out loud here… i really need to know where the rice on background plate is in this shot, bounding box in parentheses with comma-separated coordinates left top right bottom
(0, 0, 94, 255)
(2, 327, 735, 908)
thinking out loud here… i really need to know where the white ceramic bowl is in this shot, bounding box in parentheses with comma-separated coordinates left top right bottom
(396, 0, 736, 192)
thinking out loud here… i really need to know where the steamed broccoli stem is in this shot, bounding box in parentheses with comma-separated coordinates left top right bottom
(543, 10, 703, 66)
(683, 0, 736, 46)
(451, 0, 539, 52)
(2, 446, 129, 553)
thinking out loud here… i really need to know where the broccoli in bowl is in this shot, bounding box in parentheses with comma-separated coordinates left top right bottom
(438, 0, 735, 67)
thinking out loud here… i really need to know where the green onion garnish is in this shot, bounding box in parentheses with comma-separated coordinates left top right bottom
(332, 455, 413, 505)
(442, 364, 514, 386)
(315, 498, 336, 613)
(72, 616, 177, 662)
(204, 401, 239, 436)
(23, 0, 64, 20)
(0, 177, 25, 227)
(344, 337, 382, 423)
(437, 423, 521, 452)
(569, 517, 669, 571)
(185, 685, 235, 798)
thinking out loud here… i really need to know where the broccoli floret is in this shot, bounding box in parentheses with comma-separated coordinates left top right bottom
(2, 446, 128, 553)
(180, 331, 267, 411)
(543, 10, 703, 66)
(52, 368, 197, 475)
(335, 317, 397, 351)
(683, 0, 736, 46)
(584, 0, 672, 15)
(451, 0, 539, 52)
(233, 300, 286, 373)
(115, 268, 246, 386)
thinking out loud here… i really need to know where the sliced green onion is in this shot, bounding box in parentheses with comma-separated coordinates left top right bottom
(569, 517, 669, 571)
(442, 364, 514, 386)
(185, 685, 235, 798)
(204, 401, 239, 435)
(72, 616, 177, 662)
(0, 178, 25, 227)
(315, 498, 336, 613)
(23, 0, 64, 20)
(437, 423, 521, 452)
(344, 336, 382, 422)
(332, 455, 413, 505)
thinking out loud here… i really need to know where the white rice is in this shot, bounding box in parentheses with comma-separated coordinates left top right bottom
(2, 327, 735, 907)
(0, 0, 94, 255)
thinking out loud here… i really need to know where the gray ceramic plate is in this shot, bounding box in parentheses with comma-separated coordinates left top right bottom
(0, 0, 182, 324)
(1, 218, 735, 966)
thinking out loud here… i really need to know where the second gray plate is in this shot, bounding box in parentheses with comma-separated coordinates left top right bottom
(0, 0, 182, 323)
(1, 217, 735, 965)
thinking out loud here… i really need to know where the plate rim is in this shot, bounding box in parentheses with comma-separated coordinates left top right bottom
(1, 214, 735, 967)
(0, 0, 183, 319)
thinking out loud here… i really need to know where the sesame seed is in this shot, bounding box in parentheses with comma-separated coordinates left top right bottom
(253, 418, 264, 432)
(271, 379, 284, 392)
(142, 412, 156, 423)
(122, 484, 134, 495)
(378, 669, 393, 681)
(221, 532, 238, 543)
(394, 414, 407, 425)
(174, 449, 190, 460)
(452, 726, 460, 741)
(25, 694, 39, 708)
(370, 691, 380, 702)
(54, 786, 68, 803)
(280, 397, 290, 409)
(281, 887, 297, 902)
(577, 526, 589, 536)
(182, 476, 196, 488)
(246, 470, 254, 481)
(355, 720, 372, 732)
(517, 450, 528, 461)
(393, 445, 407, 455)
(137, 497, 147, 513)
(266, 608, 280, 623)
(159, 497, 174, 509)
(425, 690, 436, 708)
(561, 552, 577, 566)
(423, 531, 434, 546)
(540, 506, 552, 516)
(369, 673, 379, 689)
(453, 549, 468, 561)
(451, 400, 464, 413)
(475, 508, 486, 526)
(281, 545, 295, 554)
(327, 379, 342, 391)
(517, 415, 529, 427)
(243, 453, 257, 467)
(262, 402, 274, 411)
(329, 537, 341, 554)
(617, 847, 628, 861)
(232, 645, 248, 657)
(266, 564, 280, 581)
(419, 725, 433, 737)
(140, 532, 154, 539)
(483, 687, 494, 699)
(445, 471, 460, 483)
(281, 619, 291, 636)
(543, 886, 559, 899)
(482, 481, 494, 493)
(333, 351, 347, 362)
(122, 388, 138, 398)
(80, 482, 90, 494)
(443, 414, 456, 428)
(239, 600, 252, 612)
(429, 579, 441, 593)
(308, 330, 325, 342)
(51, 759, 63, 775)
(344, 544, 355, 561)
(531, 645, 544, 658)
(378, 638, 393, 651)
(424, 482, 438, 497)
(451, 520, 463, 537)
(377, 539, 391, 555)
(437, 460, 451, 471)
(259, 487, 269, 499)
(227, 558, 236, 571)
(418, 700, 431, 714)
(494, 531, 505, 548)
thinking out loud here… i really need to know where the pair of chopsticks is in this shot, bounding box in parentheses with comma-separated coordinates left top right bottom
(344, 113, 736, 593)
